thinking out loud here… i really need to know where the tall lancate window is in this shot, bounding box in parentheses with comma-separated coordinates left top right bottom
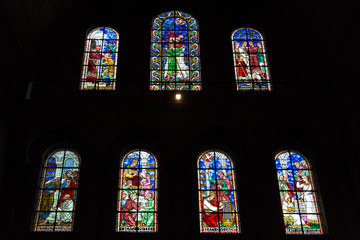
(116, 149, 158, 232)
(232, 28, 271, 91)
(275, 150, 324, 234)
(198, 150, 240, 233)
(33, 149, 80, 232)
(80, 27, 119, 90)
(150, 11, 201, 91)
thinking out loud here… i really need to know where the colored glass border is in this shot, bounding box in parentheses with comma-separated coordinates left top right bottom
(197, 150, 240, 233)
(275, 150, 323, 235)
(231, 28, 271, 91)
(116, 149, 159, 232)
(33, 149, 81, 232)
(150, 11, 201, 91)
(80, 27, 119, 90)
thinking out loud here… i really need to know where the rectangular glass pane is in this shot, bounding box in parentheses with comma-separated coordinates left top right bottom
(219, 212, 240, 233)
(277, 170, 295, 191)
(280, 191, 300, 213)
(117, 211, 137, 231)
(189, 31, 199, 43)
(296, 192, 319, 214)
(190, 84, 201, 91)
(284, 213, 303, 234)
(190, 71, 200, 82)
(34, 212, 56, 231)
(138, 213, 157, 232)
(294, 174, 315, 191)
(199, 209, 221, 233)
(198, 172, 211, 190)
(303, 214, 323, 234)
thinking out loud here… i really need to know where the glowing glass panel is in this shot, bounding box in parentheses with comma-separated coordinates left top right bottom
(198, 150, 240, 233)
(80, 27, 119, 90)
(150, 11, 201, 91)
(232, 28, 271, 91)
(33, 149, 80, 232)
(116, 149, 158, 232)
(275, 150, 323, 234)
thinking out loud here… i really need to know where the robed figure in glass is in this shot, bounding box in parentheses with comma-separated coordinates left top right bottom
(275, 150, 324, 235)
(33, 149, 80, 232)
(116, 150, 158, 232)
(232, 28, 271, 91)
(198, 150, 240, 233)
(151, 11, 201, 91)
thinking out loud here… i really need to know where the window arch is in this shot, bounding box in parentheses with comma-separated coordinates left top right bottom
(231, 28, 271, 91)
(150, 11, 201, 91)
(275, 150, 324, 234)
(33, 149, 81, 232)
(80, 27, 119, 90)
(197, 150, 240, 233)
(116, 149, 158, 232)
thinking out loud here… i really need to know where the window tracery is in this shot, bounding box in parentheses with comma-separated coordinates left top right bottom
(33, 149, 80, 232)
(80, 27, 119, 90)
(198, 150, 240, 233)
(150, 11, 201, 91)
(116, 149, 158, 232)
(275, 150, 323, 234)
(232, 28, 271, 91)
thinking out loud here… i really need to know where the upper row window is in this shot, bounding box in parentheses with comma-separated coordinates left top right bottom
(80, 11, 271, 91)
(80, 27, 119, 90)
(232, 28, 271, 91)
(150, 11, 200, 91)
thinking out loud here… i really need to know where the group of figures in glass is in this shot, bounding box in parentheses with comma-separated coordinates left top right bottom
(34, 150, 80, 232)
(80, 11, 271, 91)
(33, 148, 323, 234)
(275, 151, 323, 234)
(198, 150, 240, 233)
(116, 150, 158, 232)
(232, 28, 270, 90)
(150, 11, 201, 91)
(81, 27, 119, 90)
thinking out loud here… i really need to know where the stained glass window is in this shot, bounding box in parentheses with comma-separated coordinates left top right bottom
(198, 150, 240, 233)
(33, 149, 80, 232)
(116, 149, 158, 232)
(232, 28, 271, 91)
(275, 150, 323, 234)
(150, 11, 201, 91)
(80, 27, 119, 90)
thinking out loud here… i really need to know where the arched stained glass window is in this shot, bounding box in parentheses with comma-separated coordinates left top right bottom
(198, 150, 240, 233)
(33, 149, 80, 232)
(232, 28, 271, 91)
(116, 149, 158, 232)
(275, 150, 323, 234)
(80, 27, 119, 90)
(150, 11, 201, 91)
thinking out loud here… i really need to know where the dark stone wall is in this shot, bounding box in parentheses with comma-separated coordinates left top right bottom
(0, 0, 359, 239)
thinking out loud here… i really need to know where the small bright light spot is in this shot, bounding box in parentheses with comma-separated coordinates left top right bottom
(175, 94, 181, 100)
